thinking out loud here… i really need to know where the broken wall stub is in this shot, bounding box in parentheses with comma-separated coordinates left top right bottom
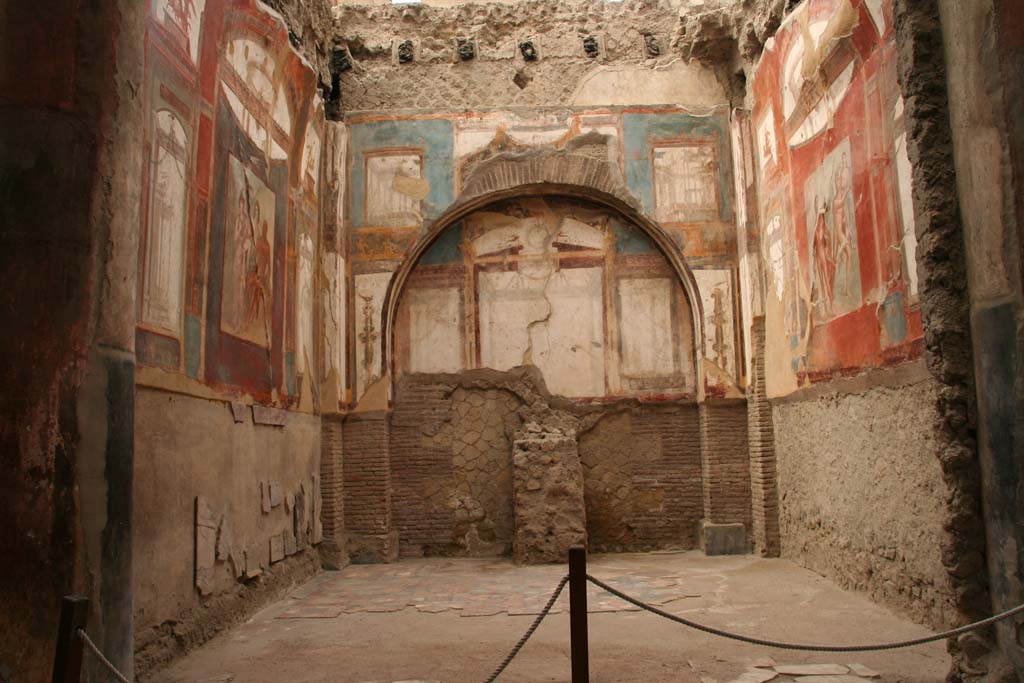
(512, 422, 587, 565)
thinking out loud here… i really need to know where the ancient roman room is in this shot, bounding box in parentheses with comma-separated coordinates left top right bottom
(2, 0, 1023, 681)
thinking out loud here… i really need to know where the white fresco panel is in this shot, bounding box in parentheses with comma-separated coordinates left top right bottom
(354, 271, 393, 399)
(618, 278, 676, 377)
(297, 232, 315, 374)
(653, 144, 717, 223)
(408, 287, 462, 373)
(693, 269, 737, 382)
(532, 268, 605, 398)
(478, 270, 540, 372)
(142, 111, 189, 333)
(365, 154, 425, 227)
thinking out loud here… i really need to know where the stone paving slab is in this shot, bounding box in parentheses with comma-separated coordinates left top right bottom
(279, 554, 703, 620)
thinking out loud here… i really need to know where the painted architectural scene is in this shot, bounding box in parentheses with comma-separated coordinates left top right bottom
(136, 0, 323, 408)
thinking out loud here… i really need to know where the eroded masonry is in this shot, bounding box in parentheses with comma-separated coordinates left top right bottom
(2, 0, 1022, 682)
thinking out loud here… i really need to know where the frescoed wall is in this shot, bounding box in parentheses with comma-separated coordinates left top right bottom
(344, 107, 742, 404)
(132, 0, 327, 644)
(137, 0, 324, 409)
(751, 0, 922, 397)
(749, 0, 956, 630)
(394, 197, 698, 400)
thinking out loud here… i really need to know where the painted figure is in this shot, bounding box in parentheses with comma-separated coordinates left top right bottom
(831, 153, 853, 296)
(812, 196, 835, 316)
(245, 202, 272, 336)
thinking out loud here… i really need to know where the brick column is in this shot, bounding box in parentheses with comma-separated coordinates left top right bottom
(699, 399, 752, 554)
(746, 317, 780, 557)
(342, 412, 398, 562)
(319, 415, 348, 568)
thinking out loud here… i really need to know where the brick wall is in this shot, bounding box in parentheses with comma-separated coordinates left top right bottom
(746, 317, 780, 556)
(342, 412, 396, 562)
(578, 404, 703, 551)
(389, 380, 457, 556)
(700, 400, 752, 538)
(319, 415, 347, 568)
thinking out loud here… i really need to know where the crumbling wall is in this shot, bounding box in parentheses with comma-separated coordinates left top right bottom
(773, 368, 957, 629)
(262, 0, 336, 86)
(386, 370, 710, 558)
(389, 380, 520, 557)
(897, 0, 1023, 678)
(328, 0, 790, 111)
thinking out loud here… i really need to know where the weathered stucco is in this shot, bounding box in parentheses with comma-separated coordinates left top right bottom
(773, 370, 956, 629)
(133, 387, 322, 677)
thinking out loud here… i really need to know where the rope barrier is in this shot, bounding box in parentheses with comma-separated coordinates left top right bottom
(586, 573, 1024, 653)
(483, 574, 569, 683)
(78, 629, 133, 683)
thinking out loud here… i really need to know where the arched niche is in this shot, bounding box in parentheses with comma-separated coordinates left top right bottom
(379, 182, 707, 404)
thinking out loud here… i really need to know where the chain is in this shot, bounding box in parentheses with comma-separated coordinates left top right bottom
(78, 629, 133, 683)
(483, 574, 569, 682)
(586, 574, 1024, 653)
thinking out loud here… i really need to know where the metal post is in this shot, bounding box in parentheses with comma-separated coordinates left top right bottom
(53, 596, 88, 683)
(568, 546, 590, 683)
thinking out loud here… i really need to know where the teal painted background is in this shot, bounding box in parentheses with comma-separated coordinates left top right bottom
(348, 118, 455, 229)
(622, 112, 734, 221)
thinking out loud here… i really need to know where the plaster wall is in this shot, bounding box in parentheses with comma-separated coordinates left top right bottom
(773, 368, 955, 628)
(0, 0, 145, 679)
(133, 387, 322, 674)
(745, 0, 965, 631)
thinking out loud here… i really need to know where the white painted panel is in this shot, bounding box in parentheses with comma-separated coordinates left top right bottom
(693, 269, 737, 382)
(354, 271, 393, 399)
(478, 270, 540, 372)
(408, 287, 462, 373)
(618, 278, 675, 377)
(532, 268, 605, 398)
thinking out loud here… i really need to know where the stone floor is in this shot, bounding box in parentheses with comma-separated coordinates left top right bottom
(151, 552, 949, 683)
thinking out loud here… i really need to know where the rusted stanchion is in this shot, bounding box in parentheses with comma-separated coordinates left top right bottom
(53, 596, 88, 683)
(568, 546, 590, 683)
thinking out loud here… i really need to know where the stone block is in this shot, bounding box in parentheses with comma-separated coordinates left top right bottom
(244, 542, 266, 579)
(216, 515, 234, 562)
(261, 482, 271, 514)
(270, 534, 285, 563)
(252, 404, 288, 426)
(229, 401, 247, 423)
(700, 521, 747, 556)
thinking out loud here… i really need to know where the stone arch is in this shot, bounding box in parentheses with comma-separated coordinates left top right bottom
(380, 151, 708, 401)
